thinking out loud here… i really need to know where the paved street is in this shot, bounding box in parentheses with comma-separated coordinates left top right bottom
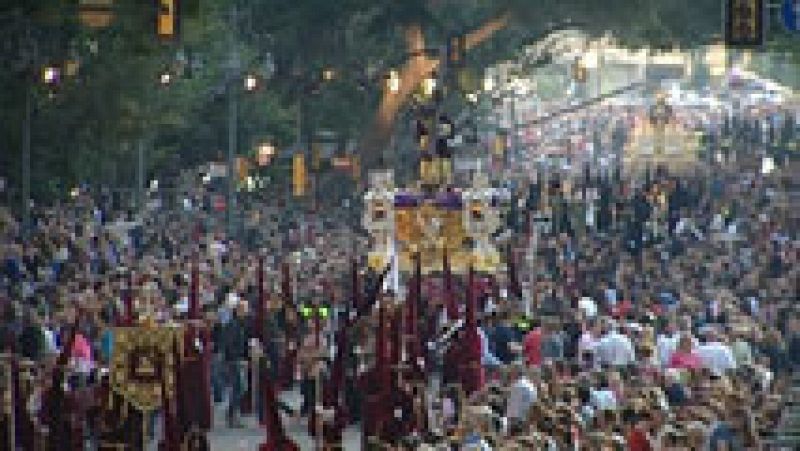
(206, 389, 362, 450)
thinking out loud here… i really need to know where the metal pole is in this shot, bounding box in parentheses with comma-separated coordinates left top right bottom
(227, 81, 238, 241)
(430, 46, 447, 186)
(596, 42, 603, 97)
(22, 87, 31, 237)
(137, 138, 145, 214)
(510, 94, 519, 167)
(226, 6, 239, 241)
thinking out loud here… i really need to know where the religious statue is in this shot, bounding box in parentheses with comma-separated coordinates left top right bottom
(363, 165, 504, 275)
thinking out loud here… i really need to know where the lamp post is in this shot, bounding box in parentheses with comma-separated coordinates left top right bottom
(21, 59, 63, 236)
(508, 91, 519, 168)
(224, 5, 253, 241)
(22, 85, 31, 237)
(135, 70, 173, 215)
(227, 75, 238, 241)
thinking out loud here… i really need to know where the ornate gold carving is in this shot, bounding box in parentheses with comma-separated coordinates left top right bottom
(364, 167, 502, 275)
(110, 326, 182, 413)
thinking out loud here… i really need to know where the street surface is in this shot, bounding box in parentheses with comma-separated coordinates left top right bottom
(206, 389, 362, 450)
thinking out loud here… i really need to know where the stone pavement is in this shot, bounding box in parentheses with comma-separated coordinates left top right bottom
(206, 389, 362, 450)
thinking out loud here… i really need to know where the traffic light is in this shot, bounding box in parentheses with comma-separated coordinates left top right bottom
(292, 154, 307, 196)
(157, 0, 177, 39)
(725, 0, 765, 47)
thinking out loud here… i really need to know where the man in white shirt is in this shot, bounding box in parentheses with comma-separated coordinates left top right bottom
(595, 321, 636, 367)
(506, 364, 537, 430)
(696, 330, 737, 376)
(656, 321, 681, 368)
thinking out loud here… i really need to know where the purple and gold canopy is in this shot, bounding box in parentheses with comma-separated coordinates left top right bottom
(392, 191, 463, 210)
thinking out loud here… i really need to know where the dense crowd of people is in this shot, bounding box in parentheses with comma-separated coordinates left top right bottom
(0, 104, 797, 450)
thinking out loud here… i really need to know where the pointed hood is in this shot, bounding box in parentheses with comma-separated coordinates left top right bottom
(406, 253, 421, 338)
(189, 252, 200, 320)
(351, 258, 361, 313)
(376, 296, 391, 391)
(443, 248, 458, 321)
(506, 244, 521, 300)
(122, 271, 134, 326)
(260, 366, 298, 451)
(281, 261, 291, 305)
(463, 265, 484, 394)
(257, 255, 265, 344)
(466, 266, 477, 333)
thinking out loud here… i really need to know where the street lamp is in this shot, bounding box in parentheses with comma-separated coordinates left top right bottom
(159, 71, 172, 86)
(387, 69, 400, 93)
(244, 73, 260, 92)
(42, 66, 60, 85)
(224, 69, 264, 240)
(423, 74, 437, 97)
(256, 142, 275, 166)
(483, 74, 495, 92)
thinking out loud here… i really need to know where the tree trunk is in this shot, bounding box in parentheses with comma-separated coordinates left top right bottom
(357, 15, 509, 171)
(359, 23, 437, 168)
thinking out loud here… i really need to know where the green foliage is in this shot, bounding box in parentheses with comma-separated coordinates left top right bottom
(2, 0, 798, 207)
(0, 0, 299, 206)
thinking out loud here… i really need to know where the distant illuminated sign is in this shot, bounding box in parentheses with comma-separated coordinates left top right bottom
(725, 0, 765, 47)
(157, 0, 177, 39)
